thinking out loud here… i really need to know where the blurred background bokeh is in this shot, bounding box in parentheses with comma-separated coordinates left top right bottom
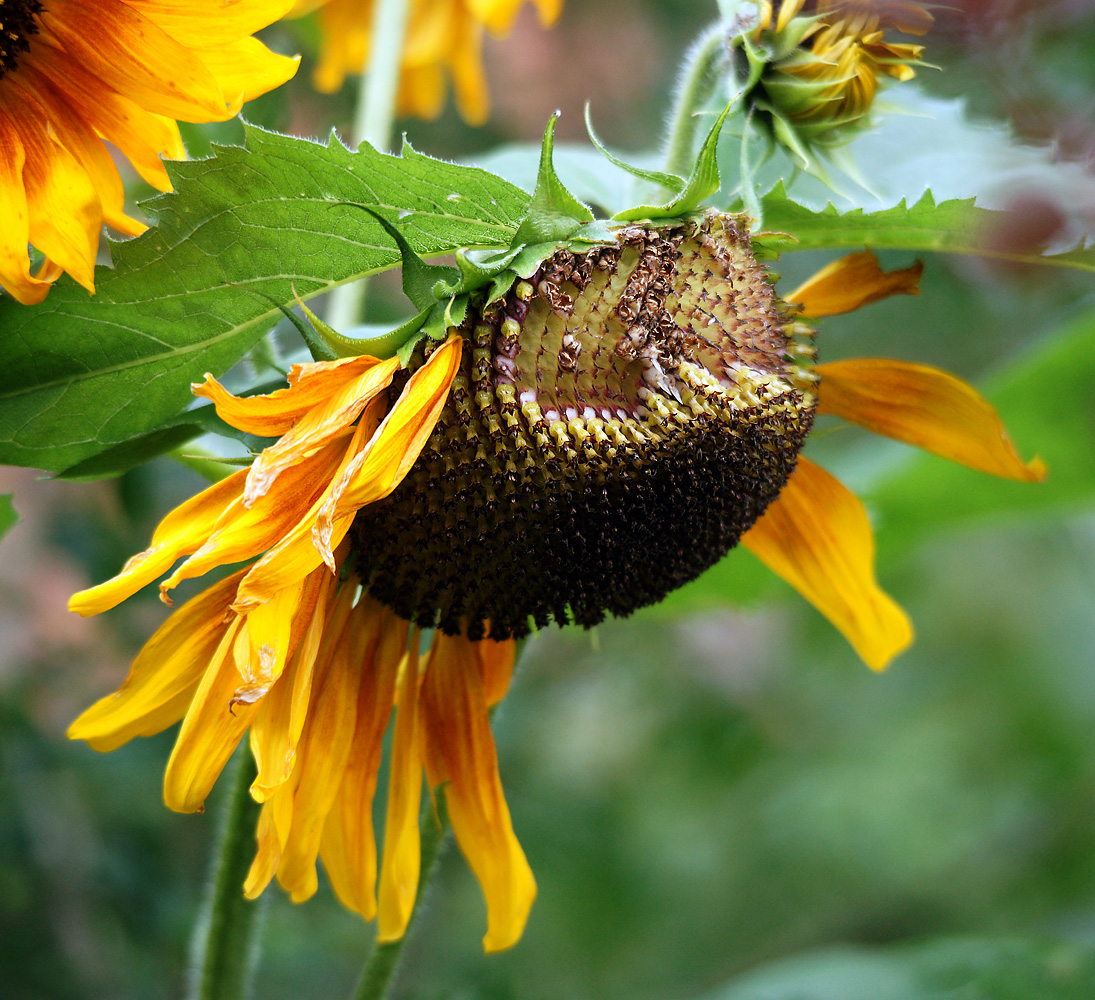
(4, 1, 1095, 997)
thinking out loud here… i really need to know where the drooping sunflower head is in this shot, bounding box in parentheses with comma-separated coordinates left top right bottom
(738, 0, 932, 160)
(356, 212, 818, 640)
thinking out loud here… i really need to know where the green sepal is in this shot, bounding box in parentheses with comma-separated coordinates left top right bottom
(392, 305, 436, 367)
(583, 103, 686, 195)
(613, 101, 734, 221)
(512, 113, 595, 246)
(350, 205, 460, 310)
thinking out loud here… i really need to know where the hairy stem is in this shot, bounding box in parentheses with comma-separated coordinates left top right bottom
(186, 751, 264, 1000)
(662, 24, 729, 180)
(350, 801, 450, 1000)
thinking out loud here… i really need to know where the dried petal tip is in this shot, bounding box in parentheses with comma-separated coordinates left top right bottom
(353, 212, 819, 640)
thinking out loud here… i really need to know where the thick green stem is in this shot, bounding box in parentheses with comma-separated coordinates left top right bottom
(350, 801, 450, 1000)
(327, 0, 411, 331)
(662, 24, 729, 179)
(186, 751, 264, 1000)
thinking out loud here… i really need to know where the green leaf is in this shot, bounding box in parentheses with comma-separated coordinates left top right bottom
(756, 184, 1095, 271)
(0, 494, 17, 542)
(614, 102, 734, 221)
(353, 206, 458, 310)
(704, 937, 1095, 1000)
(0, 124, 528, 473)
(512, 113, 595, 246)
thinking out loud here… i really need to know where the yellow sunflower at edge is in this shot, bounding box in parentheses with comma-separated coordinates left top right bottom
(0, 0, 299, 305)
(289, 0, 563, 123)
(67, 226, 1043, 952)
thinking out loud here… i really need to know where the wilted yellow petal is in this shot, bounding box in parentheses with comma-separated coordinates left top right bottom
(192, 354, 384, 436)
(787, 250, 922, 318)
(275, 583, 361, 902)
(163, 615, 259, 813)
(377, 639, 424, 942)
(67, 570, 245, 751)
(244, 355, 399, 505)
(320, 600, 406, 919)
(69, 468, 247, 616)
(420, 633, 535, 953)
(816, 358, 1046, 481)
(742, 457, 913, 671)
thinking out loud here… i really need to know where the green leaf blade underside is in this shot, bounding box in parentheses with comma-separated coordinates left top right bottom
(0, 125, 529, 473)
(757, 185, 1095, 271)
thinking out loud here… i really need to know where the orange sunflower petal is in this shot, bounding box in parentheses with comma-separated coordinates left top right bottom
(420, 632, 535, 953)
(377, 637, 424, 942)
(128, 0, 297, 47)
(742, 457, 913, 671)
(244, 356, 399, 505)
(67, 570, 245, 752)
(816, 358, 1046, 481)
(275, 584, 363, 902)
(69, 468, 248, 617)
(319, 600, 406, 919)
(0, 111, 43, 305)
(477, 636, 517, 708)
(193, 355, 385, 437)
(787, 250, 923, 318)
(42, 0, 241, 122)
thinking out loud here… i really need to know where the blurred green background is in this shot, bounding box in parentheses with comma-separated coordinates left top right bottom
(3, 1, 1095, 998)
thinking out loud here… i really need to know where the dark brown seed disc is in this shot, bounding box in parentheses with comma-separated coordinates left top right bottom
(0, 1, 45, 78)
(352, 212, 818, 640)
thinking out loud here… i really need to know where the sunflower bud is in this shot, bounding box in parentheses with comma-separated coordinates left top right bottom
(738, 0, 932, 160)
(353, 212, 818, 640)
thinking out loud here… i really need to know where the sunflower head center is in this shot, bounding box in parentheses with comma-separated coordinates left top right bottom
(0, 0, 44, 77)
(352, 212, 818, 641)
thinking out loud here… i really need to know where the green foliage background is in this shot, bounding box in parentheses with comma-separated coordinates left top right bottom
(3, 2, 1095, 999)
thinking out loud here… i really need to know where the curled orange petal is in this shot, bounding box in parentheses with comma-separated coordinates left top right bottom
(816, 358, 1046, 481)
(787, 250, 922, 318)
(743, 457, 913, 671)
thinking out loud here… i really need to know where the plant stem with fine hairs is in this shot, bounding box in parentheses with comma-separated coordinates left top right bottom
(186, 751, 265, 1000)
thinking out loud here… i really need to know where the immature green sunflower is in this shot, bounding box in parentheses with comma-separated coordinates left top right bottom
(68, 211, 1041, 951)
(0, 0, 299, 304)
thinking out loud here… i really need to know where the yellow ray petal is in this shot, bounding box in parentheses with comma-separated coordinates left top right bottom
(816, 358, 1046, 481)
(377, 638, 424, 942)
(158, 436, 349, 600)
(245, 774, 299, 898)
(6, 86, 100, 296)
(67, 570, 245, 751)
(275, 583, 362, 902)
(448, 14, 489, 126)
(742, 457, 913, 671)
(30, 41, 184, 189)
(190, 37, 300, 106)
(320, 600, 406, 919)
(420, 632, 536, 953)
(532, 0, 565, 25)
(787, 250, 922, 318)
(162, 615, 260, 813)
(249, 567, 333, 800)
(127, 0, 297, 47)
(476, 636, 516, 708)
(233, 577, 305, 707)
(193, 355, 384, 437)
(313, 335, 463, 565)
(0, 114, 44, 305)
(244, 356, 399, 505)
(42, 0, 241, 123)
(69, 468, 247, 617)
